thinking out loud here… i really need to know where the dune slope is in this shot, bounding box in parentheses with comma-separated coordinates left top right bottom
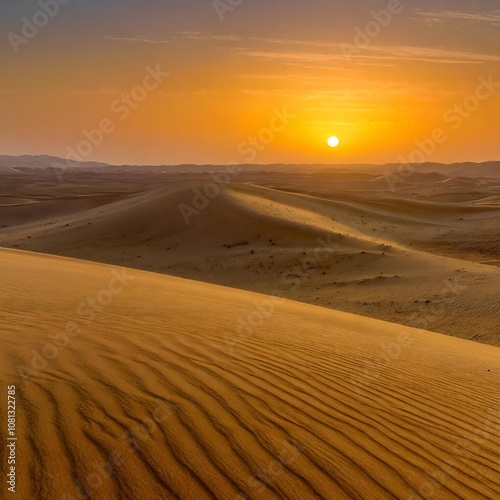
(2, 179, 499, 345)
(0, 249, 499, 499)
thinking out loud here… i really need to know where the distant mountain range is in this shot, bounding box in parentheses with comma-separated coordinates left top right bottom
(1, 154, 500, 178)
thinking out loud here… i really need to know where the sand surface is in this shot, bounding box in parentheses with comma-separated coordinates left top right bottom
(0, 248, 499, 499)
(1, 163, 499, 345)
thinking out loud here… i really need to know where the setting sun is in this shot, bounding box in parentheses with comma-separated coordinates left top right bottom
(328, 136, 340, 148)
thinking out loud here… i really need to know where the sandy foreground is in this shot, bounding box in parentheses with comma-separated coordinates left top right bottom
(0, 248, 499, 499)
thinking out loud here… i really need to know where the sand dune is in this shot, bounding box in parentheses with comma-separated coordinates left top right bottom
(2, 155, 500, 178)
(0, 248, 499, 499)
(1, 170, 499, 345)
(1, 181, 385, 253)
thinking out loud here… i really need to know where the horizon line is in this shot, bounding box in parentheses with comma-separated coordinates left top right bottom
(1, 153, 500, 169)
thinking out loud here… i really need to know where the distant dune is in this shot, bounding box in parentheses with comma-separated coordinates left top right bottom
(0, 248, 499, 498)
(2, 155, 500, 178)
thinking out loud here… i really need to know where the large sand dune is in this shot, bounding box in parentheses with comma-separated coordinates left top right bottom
(0, 249, 499, 499)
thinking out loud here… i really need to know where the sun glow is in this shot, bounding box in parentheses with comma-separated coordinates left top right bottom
(328, 136, 340, 148)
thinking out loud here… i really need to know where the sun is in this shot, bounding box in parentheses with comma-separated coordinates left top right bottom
(327, 136, 340, 148)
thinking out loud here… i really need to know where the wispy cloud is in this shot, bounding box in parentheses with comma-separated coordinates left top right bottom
(110, 26, 500, 58)
(304, 119, 395, 127)
(415, 10, 500, 26)
(238, 73, 344, 82)
(171, 31, 500, 67)
(239, 45, 500, 66)
(108, 32, 244, 44)
(368, 45, 500, 64)
(173, 32, 243, 42)
(105, 35, 171, 44)
(237, 82, 447, 107)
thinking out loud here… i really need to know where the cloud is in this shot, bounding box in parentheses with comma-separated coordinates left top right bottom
(105, 35, 170, 44)
(107, 30, 498, 77)
(304, 119, 395, 127)
(368, 45, 500, 64)
(415, 10, 500, 26)
(170, 31, 500, 67)
(173, 32, 243, 42)
(239, 45, 500, 66)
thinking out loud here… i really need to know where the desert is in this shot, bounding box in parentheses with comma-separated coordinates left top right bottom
(0, 157, 499, 499)
(1, 158, 499, 345)
(2, 1, 500, 497)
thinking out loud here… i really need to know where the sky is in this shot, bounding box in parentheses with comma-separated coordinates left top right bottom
(0, 0, 499, 165)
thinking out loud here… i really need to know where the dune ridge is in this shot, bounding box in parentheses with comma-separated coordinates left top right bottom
(2, 173, 499, 345)
(0, 249, 499, 499)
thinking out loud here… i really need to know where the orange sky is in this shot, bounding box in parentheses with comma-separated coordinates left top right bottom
(1, 1, 499, 165)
